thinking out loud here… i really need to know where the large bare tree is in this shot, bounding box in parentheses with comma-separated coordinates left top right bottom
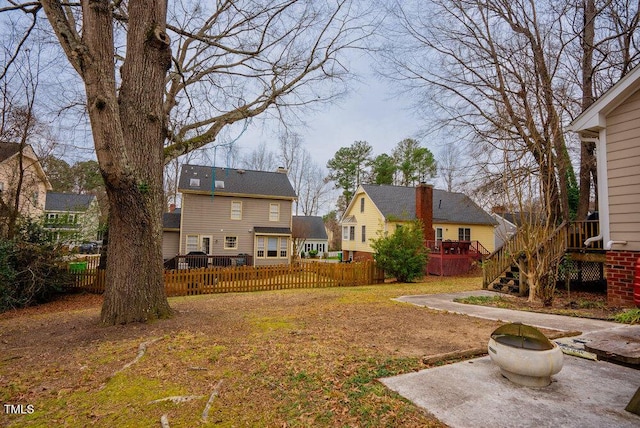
(381, 0, 639, 222)
(4, 0, 372, 324)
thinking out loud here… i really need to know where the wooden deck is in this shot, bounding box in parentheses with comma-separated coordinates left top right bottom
(426, 240, 490, 276)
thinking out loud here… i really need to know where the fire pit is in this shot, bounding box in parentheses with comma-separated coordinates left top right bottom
(488, 322, 564, 387)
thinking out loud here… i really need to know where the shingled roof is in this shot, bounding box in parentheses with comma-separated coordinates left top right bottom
(178, 165, 297, 199)
(360, 184, 497, 225)
(0, 142, 21, 162)
(292, 216, 328, 240)
(45, 192, 95, 212)
(163, 212, 181, 230)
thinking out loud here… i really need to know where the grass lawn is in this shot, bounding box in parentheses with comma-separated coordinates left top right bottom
(0, 275, 504, 427)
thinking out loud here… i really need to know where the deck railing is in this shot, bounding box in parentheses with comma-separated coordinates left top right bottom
(482, 221, 570, 289)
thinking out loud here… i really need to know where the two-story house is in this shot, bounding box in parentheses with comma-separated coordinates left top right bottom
(171, 165, 297, 266)
(341, 183, 497, 269)
(0, 142, 52, 228)
(44, 192, 101, 245)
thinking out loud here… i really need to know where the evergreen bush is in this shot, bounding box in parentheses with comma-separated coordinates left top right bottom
(0, 219, 74, 312)
(370, 220, 428, 282)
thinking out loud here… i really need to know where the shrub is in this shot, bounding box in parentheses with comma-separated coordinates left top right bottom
(614, 309, 640, 325)
(0, 219, 74, 312)
(370, 220, 428, 282)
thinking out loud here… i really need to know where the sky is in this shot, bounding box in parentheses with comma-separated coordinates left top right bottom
(236, 71, 427, 170)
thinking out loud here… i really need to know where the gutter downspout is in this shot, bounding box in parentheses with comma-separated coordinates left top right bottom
(605, 240, 628, 250)
(582, 132, 611, 248)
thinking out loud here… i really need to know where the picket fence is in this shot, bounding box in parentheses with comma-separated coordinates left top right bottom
(69, 260, 385, 296)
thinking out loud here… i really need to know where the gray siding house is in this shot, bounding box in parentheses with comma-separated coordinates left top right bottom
(569, 64, 640, 307)
(172, 165, 297, 266)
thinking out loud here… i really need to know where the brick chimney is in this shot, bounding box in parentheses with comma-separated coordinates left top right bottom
(416, 183, 435, 241)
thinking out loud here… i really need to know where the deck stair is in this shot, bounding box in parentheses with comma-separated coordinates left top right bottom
(483, 222, 569, 296)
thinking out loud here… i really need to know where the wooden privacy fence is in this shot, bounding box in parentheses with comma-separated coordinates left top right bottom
(68, 260, 385, 296)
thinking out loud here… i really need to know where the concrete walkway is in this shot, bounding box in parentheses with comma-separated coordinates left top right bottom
(380, 291, 640, 428)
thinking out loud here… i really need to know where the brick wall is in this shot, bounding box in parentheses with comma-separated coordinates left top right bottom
(351, 251, 374, 262)
(606, 250, 640, 307)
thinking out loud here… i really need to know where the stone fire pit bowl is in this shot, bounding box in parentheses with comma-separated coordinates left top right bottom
(488, 322, 564, 387)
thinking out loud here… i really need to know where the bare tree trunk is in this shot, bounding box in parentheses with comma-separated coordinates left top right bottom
(100, 0, 172, 324)
(577, 0, 597, 220)
(45, 0, 173, 323)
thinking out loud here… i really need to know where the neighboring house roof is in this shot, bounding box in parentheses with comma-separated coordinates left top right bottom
(359, 184, 497, 225)
(163, 212, 181, 230)
(0, 142, 21, 162)
(45, 192, 95, 212)
(254, 226, 291, 234)
(178, 164, 297, 199)
(492, 211, 545, 226)
(0, 142, 53, 190)
(292, 216, 328, 240)
(569, 64, 640, 134)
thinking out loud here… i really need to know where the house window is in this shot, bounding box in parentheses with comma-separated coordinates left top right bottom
(269, 203, 280, 221)
(458, 228, 471, 241)
(267, 237, 278, 257)
(186, 235, 199, 252)
(361, 225, 366, 243)
(224, 236, 238, 249)
(257, 237, 265, 257)
(349, 226, 355, 241)
(305, 243, 313, 252)
(318, 243, 325, 253)
(68, 213, 77, 223)
(342, 226, 349, 240)
(360, 197, 365, 213)
(280, 238, 287, 258)
(231, 201, 242, 220)
(189, 178, 200, 187)
(47, 213, 58, 222)
(436, 227, 443, 242)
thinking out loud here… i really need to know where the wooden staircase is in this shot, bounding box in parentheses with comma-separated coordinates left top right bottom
(483, 222, 568, 296)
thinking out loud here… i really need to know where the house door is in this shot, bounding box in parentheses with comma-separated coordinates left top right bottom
(201, 236, 212, 254)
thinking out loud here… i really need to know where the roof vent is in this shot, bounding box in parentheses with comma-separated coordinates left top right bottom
(237, 169, 245, 174)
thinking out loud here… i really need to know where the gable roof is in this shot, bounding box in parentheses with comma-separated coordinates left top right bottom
(163, 212, 181, 230)
(569, 64, 640, 134)
(45, 192, 96, 212)
(292, 216, 328, 240)
(0, 142, 53, 191)
(178, 164, 297, 199)
(0, 142, 21, 162)
(359, 184, 497, 225)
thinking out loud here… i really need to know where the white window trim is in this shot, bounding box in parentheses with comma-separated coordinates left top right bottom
(256, 236, 265, 257)
(255, 236, 289, 259)
(231, 201, 242, 220)
(224, 236, 238, 250)
(269, 203, 280, 222)
(186, 234, 199, 253)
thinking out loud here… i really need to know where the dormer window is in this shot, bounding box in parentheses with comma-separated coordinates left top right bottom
(190, 178, 200, 187)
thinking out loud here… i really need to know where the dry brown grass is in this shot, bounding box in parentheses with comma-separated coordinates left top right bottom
(0, 276, 505, 427)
